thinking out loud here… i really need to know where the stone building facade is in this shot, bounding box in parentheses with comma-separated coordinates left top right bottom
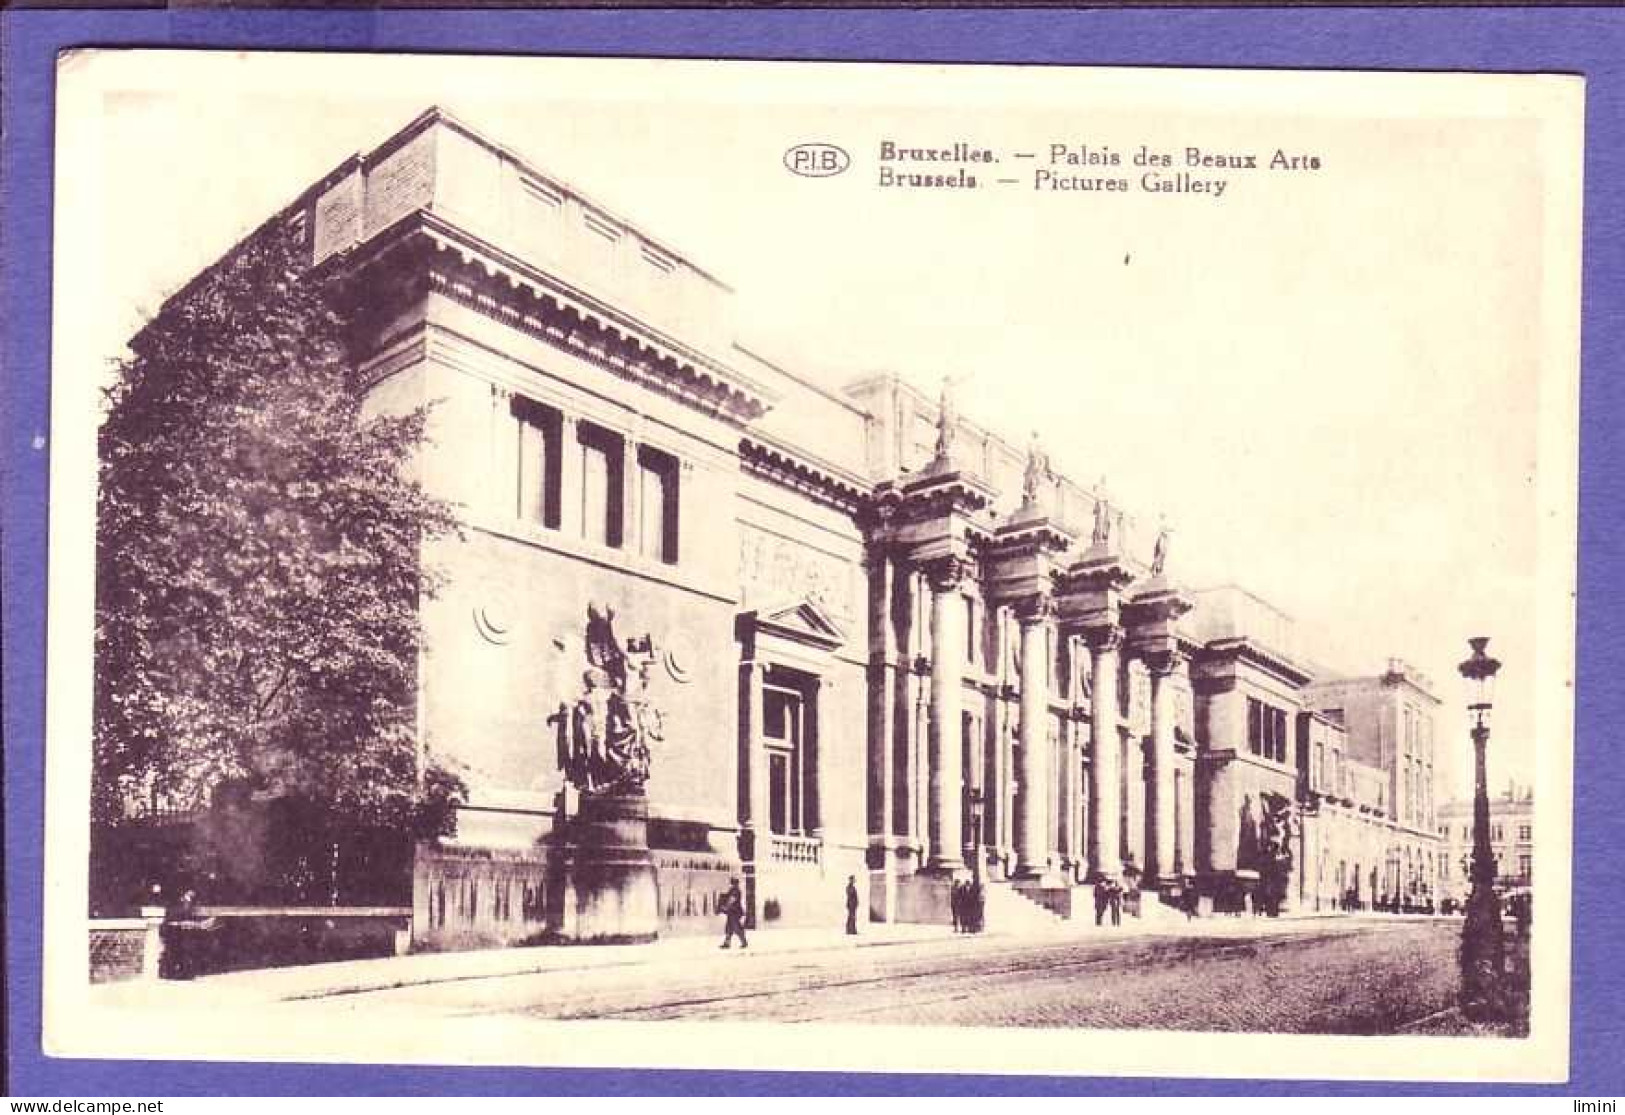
(181, 107, 1444, 946)
(1438, 784, 1534, 907)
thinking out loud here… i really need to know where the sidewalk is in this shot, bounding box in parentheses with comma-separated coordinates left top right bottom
(93, 920, 966, 1008)
(91, 907, 1393, 1009)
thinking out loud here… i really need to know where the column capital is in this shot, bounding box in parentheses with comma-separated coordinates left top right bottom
(1145, 648, 1188, 678)
(1080, 625, 1124, 653)
(923, 554, 973, 593)
(1013, 592, 1056, 626)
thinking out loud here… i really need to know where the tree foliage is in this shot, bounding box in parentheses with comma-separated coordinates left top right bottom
(94, 219, 465, 854)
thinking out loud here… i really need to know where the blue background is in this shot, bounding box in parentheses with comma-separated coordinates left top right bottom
(5, 7, 1622, 1097)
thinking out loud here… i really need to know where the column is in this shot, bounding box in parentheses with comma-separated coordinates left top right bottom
(1086, 627, 1123, 880)
(865, 548, 894, 848)
(1056, 721, 1073, 876)
(1146, 651, 1182, 884)
(1066, 714, 1084, 875)
(560, 415, 582, 538)
(993, 609, 1014, 858)
(489, 384, 513, 517)
(925, 557, 968, 872)
(1013, 597, 1052, 878)
(809, 677, 829, 844)
(738, 659, 769, 927)
(622, 435, 642, 555)
(1182, 763, 1198, 879)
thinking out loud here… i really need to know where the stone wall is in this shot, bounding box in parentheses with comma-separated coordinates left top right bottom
(89, 919, 155, 983)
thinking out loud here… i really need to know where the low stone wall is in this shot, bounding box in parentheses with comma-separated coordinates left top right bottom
(653, 850, 737, 936)
(894, 873, 953, 925)
(414, 845, 551, 951)
(414, 843, 743, 947)
(90, 916, 161, 983)
(162, 907, 410, 978)
(752, 843, 868, 931)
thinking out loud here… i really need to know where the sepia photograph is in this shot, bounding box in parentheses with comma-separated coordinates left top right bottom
(42, 50, 1581, 1082)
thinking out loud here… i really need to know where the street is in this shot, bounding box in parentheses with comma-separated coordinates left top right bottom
(324, 918, 1462, 1034)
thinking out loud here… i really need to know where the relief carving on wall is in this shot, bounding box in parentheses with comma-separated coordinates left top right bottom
(738, 525, 855, 623)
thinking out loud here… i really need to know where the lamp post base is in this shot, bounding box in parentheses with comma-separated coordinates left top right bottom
(1459, 886, 1506, 1021)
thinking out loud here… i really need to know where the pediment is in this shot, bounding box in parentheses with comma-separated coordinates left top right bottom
(740, 596, 847, 654)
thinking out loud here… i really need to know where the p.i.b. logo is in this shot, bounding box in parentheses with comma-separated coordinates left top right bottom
(784, 143, 850, 178)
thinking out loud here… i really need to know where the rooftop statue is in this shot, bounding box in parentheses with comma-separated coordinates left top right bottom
(1021, 431, 1053, 508)
(936, 375, 955, 461)
(552, 604, 662, 796)
(1151, 520, 1172, 577)
(1091, 477, 1112, 548)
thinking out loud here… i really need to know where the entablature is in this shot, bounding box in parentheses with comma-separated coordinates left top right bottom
(327, 211, 775, 428)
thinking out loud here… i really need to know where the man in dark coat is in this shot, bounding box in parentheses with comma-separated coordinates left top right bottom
(845, 875, 860, 935)
(950, 880, 963, 933)
(720, 878, 748, 949)
(1094, 879, 1110, 926)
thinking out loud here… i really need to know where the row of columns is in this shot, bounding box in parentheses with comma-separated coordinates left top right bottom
(885, 555, 1189, 885)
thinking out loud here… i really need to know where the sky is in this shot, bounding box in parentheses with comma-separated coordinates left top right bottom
(60, 50, 1581, 803)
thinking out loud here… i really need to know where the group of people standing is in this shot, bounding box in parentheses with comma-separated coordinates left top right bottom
(1093, 877, 1125, 926)
(950, 879, 985, 934)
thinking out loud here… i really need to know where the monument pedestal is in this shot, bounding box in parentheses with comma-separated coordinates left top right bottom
(549, 792, 659, 944)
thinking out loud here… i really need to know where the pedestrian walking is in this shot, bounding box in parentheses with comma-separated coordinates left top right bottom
(1093, 879, 1110, 926)
(719, 878, 748, 950)
(845, 875, 860, 935)
(1107, 879, 1123, 927)
(950, 880, 963, 933)
(969, 882, 985, 934)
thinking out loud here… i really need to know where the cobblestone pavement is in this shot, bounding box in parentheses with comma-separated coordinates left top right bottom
(338, 918, 1463, 1034)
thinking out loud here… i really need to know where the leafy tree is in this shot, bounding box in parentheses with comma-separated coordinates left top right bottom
(94, 217, 465, 899)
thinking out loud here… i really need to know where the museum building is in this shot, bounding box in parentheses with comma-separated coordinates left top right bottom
(180, 107, 1445, 945)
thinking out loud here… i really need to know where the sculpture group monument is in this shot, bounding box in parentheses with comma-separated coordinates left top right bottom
(547, 604, 663, 943)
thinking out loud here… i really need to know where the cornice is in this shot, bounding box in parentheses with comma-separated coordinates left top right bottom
(330, 212, 775, 427)
(738, 435, 870, 516)
(1191, 636, 1314, 689)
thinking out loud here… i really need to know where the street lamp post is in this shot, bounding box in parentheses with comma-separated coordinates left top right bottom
(966, 787, 986, 886)
(1457, 636, 1506, 1021)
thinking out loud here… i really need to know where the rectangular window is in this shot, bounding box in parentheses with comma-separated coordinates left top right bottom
(636, 445, 679, 564)
(578, 423, 624, 549)
(1272, 708, 1288, 763)
(965, 595, 979, 665)
(513, 398, 562, 529)
(1247, 698, 1263, 756)
(768, 752, 789, 836)
(1053, 626, 1070, 693)
(1519, 824, 1532, 841)
(764, 682, 806, 836)
(1315, 742, 1326, 790)
(1518, 854, 1531, 879)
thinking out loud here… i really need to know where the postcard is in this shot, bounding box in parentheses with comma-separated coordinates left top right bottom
(44, 50, 1581, 1082)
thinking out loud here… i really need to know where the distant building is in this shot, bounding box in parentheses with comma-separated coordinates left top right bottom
(108, 107, 1444, 946)
(1296, 662, 1445, 911)
(1438, 783, 1534, 907)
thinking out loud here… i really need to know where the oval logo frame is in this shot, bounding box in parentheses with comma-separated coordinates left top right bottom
(784, 143, 851, 178)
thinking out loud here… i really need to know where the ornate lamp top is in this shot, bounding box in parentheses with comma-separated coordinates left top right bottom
(1457, 636, 1501, 732)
